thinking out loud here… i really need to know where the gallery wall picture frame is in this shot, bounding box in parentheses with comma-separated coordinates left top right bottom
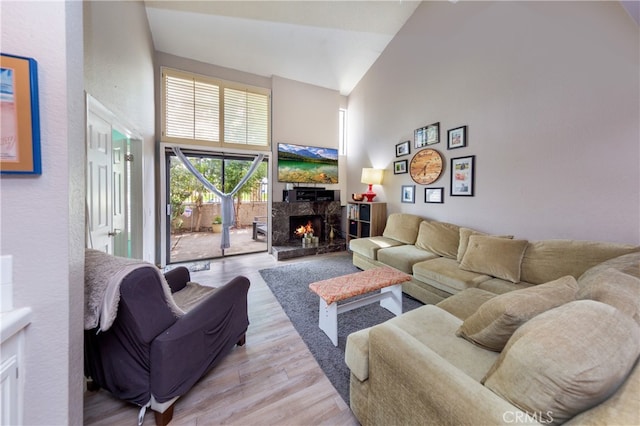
(394, 159, 408, 174)
(0, 53, 41, 175)
(450, 155, 475, 196)
(414, 122, 440, 149)
(425, 187, 444, 203)
(447, 125, 467, 150)
(401, 185, 415, 203)
(396, 140, 410, 157)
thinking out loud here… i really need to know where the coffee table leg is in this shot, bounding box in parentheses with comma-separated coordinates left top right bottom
(318, 298, 338, 346)
(380, 284, 402, 316)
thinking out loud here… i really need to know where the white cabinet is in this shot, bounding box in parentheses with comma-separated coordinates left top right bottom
(1, 307, 32, 426)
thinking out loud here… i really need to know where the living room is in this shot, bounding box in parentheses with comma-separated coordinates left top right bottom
(1, 1, 638, 425)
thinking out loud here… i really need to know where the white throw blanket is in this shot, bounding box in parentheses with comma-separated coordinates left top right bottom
(84, 249, 185, 331)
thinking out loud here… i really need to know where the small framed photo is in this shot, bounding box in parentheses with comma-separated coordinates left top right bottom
(1, 53, 41, 174)
(394, 159, 408, 174)
(426, 122, 440, 145)
(425, 187, 444, 203)
(450, 155, 475, 196)
(401, 185, 415, 203)
(447, 125, 467, 150)
(396, 140, 410, 157)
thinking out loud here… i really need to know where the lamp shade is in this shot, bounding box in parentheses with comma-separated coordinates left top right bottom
(361, 168, 384, 185)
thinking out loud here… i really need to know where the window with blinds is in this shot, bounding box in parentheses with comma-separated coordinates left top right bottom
(162, 68, 270, 148)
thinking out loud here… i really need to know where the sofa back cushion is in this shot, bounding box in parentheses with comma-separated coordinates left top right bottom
(457, 227, 514, 262)
(483, 300, 640, 425)
(459, 235, 529, 283)
(456, 275, 578, 351)
(415, 221, 460, 259)
(520, 240, 639, 285)
(382, 213, 424, 244)
(577, 268, 640, 325)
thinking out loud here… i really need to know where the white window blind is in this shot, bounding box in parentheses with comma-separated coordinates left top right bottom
(162, 68, 270, 147)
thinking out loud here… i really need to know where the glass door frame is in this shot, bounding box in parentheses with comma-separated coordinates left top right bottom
(158, 143, 272, 266)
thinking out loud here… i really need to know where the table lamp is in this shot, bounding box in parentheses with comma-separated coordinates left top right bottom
(361, 168, 384, 202)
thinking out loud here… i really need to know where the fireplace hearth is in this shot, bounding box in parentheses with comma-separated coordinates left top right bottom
(289, 215, 323, 242)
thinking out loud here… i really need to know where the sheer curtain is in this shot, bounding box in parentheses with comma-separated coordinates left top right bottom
(171, 146, 265, 249)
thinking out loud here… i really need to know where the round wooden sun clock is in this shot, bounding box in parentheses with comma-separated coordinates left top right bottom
(410, 148, 444, 185)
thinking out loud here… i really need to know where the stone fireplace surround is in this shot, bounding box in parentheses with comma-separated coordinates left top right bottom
(271, 201, 346, 260)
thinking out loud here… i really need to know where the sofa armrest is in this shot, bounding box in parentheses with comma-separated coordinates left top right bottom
(150, 275, 250, 402)
(163, 266, 191, 293)
(367, 322, 541, 425)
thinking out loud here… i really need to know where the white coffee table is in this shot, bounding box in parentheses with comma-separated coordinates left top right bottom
(309, 266, 412, 346)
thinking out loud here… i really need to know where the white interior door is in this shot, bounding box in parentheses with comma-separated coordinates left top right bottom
(111, 137, 127, 256)
(87, 109, 113, 253)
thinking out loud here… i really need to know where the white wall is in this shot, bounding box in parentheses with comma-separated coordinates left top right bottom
(347, 1, 640, 244)
(84, 0, 156, 262)
(272, 76, 343, 202)
(0, 1, 85, 424)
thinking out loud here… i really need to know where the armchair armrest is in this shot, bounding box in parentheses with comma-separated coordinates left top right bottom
(149, 275, 250, 402)
(164, 266, 190, 293)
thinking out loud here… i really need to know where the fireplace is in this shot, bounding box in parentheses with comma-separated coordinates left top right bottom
(289, 215, 324, 242)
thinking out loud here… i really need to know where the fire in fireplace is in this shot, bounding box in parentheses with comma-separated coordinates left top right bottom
(289, 215, 323, 242)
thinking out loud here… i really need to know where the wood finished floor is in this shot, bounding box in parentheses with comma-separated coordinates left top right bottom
(83, 252, 359, 426)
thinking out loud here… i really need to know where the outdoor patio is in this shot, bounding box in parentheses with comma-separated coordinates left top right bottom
(170, 227, 267, 263)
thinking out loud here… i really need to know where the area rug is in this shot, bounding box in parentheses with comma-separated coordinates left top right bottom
(258, 253, 423, 404)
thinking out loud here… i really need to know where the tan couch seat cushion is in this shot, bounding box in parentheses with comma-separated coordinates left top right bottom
(377, 245, 439, 274)
(349, 236, 404, 260)
(457, 276, 578, 351)
(382, 213, 424, 244)
(483, 300, 640, 425)
(413, 257, 491, 293)
(520, 240, 639, 284)
(459, 235, 529, 283)
(415, 221, 460, 259)
(476, 278, 535, 295)
(436, 287, 497, 321)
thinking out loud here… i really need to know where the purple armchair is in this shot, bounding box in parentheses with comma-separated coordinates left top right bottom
(84, 265, 250, 425)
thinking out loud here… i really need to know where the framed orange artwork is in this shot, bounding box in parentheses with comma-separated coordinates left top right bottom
(1, 53, 41, 174)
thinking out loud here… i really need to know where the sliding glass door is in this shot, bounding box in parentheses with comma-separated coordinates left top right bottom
(166, 149, 268, 263)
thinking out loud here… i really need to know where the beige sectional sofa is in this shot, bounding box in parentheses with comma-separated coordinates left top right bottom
(346, 213, 640, 425)
(349, 213, 638, 305)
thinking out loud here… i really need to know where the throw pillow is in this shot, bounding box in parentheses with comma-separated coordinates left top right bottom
(459, 235, 528, 283)
(482, 300, 640, 425)
(577, 268, 640, 324)
(456, 275, 578, 351)
(456, 227, 514, 262)
(414, 220, 460, 259)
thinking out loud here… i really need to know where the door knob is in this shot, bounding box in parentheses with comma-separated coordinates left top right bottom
(108, 229, 122, 237)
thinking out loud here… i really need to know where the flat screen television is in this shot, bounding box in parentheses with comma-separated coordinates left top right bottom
(277, 143, 339, 184)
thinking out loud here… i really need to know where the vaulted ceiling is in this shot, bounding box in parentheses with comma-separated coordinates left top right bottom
(144, 1, 422, 95)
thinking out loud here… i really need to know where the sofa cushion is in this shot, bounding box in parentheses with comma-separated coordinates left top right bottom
(459, 235, 529, 283)
(457, 227, 514, 262)
(436, 287, 497, 321)
(415, 221, 460, 259)
(377, 245, 439, 274)
(457, 275, 578, 351)
(520, 240, 639, 285)
(380, 305, 499, 382)
(476, 278, 535, 295)
(413, 257, 491, 294)
(349, 236, 404, 260)
(345, 328, 370, 381)
(577, 251, 640, 283)
(382, 213, 424, 245)
(483, 300, 640, 425)
(577, 268, 640, 325)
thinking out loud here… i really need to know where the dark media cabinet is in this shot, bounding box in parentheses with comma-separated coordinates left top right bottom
(283, 188, 340, 202)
